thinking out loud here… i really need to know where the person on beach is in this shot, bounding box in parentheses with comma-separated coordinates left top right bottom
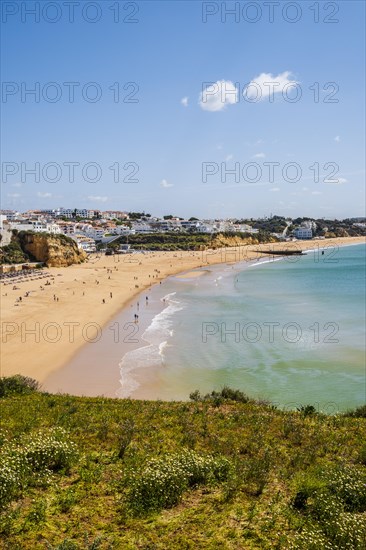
(102, 299, 105, 304)
(110, 292, 112, 298)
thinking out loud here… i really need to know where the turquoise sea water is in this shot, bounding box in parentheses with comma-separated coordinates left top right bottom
(121, 244, 366, 411)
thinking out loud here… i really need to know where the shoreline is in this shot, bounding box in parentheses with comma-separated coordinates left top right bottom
(42, 257, 263, 399)
(120, 239, 366, 403)
(1, 237, 365, 390)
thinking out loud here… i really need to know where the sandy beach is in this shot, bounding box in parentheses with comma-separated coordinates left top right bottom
(1, 237, 364, 387)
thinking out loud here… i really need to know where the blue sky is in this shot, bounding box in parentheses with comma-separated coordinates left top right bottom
(1, 0, 365, 219)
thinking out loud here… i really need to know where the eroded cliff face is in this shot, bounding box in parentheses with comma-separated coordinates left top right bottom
(18, 233, 87, 267)
(210, 234, 277, 248)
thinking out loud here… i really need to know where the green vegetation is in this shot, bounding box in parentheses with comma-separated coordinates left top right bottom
(344, 404, 366, 418)
(0, 376, 365, 549)
(128, 212, 151, 220)
(16, 231, 76, 248)
(189, 386, 251, 405)
(111, 231, 273, 251)
(0, 232, 80, 265)
(250, 216, 289, 234)
(0, 239, 30, 264)
(128, 450, 230, 515)
(292, 217, 366, 238)
(0, 428, 78, 509)
(0, 374, 40, 397)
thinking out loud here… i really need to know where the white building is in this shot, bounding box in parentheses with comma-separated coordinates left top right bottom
(294, 227, 313, 239)
(0, 210, 21, 221)
(132, 222, 154, 233)
(113, 226, 134, 235)
(71, 235, 96, 253)
(56, 222, 77, 235)
(180, 221, 200, 232)
(10, 221, 61, 234)
(236, 224, 259, 234)
(58, 208, 96, 219)
(195, 223, 215, 233)
(85, 228, 105, 240)
(102, 211, 129, 220)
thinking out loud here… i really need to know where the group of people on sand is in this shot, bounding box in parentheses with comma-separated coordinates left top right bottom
(132, 296, 149, 322)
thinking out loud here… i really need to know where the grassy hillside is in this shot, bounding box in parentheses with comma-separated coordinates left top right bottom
(0, 377, 365, 549)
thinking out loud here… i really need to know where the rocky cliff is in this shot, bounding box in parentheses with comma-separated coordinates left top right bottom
(210, 234, 277, 249)
(17, 232, 87, 267)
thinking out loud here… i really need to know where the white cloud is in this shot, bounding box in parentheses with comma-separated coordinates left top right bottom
(160, 179, 174, 188)
(181, 96, 188, 107)
(324, 177, 347, 185)
(7, 193, 20, 198)
(199, 80, 238, 112)
(225, 154, 233, 161)
(37, 192, 52, 198)
(253, 152, 265, 159)
(269, 187, 280, 192)
(87, 195, 108, 202)
(311, 191, 323, 195)
(334, 135, 341, 142)
(244, 71, 298, 101)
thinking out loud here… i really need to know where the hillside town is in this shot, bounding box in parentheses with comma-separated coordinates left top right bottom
(1, 207, 365, 254)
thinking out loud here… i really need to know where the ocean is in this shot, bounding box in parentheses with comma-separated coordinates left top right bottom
(120, 243, 366, 412)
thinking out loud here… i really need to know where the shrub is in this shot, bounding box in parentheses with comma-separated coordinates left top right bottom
(291, 464, 366, 549)
(297, 404, 318, 417)
(358, 444, 366, 465)
(344, 404, 366, 418)
(189, 389, 201, 402)
(289, 527, 334, 550)
(324, 464, 366, 513)
(21, 428, 78, 473)
(128, 450, 231, 514)
(117, 419, 134, 459)
(218, 386, 250, 403)
(0, 375, 40, 398)
(0, 240, 29, 264)
(0, 428, 78, 509)
(189, 386, 250, 404)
